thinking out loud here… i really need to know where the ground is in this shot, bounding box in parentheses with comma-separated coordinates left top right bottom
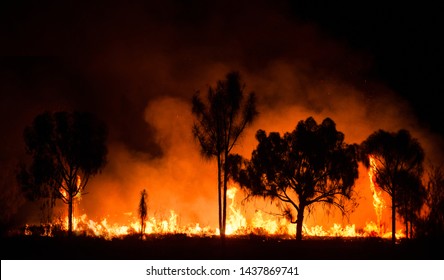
(1, 234, 441, 260)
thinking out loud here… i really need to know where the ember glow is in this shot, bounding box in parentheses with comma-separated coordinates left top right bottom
(368, 155, 386, 235)
(25, 182, 404, 240)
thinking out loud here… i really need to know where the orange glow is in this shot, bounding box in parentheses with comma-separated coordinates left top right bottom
(225, 187, 247, 235)
(29, 183, 405, 240)
(368, 156, 386, 235)
(76, 175, 81, 188)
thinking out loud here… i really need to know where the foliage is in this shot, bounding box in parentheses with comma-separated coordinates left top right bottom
(17, 111, 108, 235)
(232, 116, 359, 240)
(0, 164, 25, 235)
(360, 129, 424, 243)
(394, 170, 426, 238)
(191, 71, 258, 239)
(416, 164, 444, 238)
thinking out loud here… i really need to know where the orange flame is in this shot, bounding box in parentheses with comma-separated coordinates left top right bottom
(226, 187, 247, 235)
(368, 156, 386, 235)
(28, 182, 405, 239)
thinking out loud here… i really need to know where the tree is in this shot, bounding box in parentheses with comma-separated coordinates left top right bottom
(417, 164, 444, 238)
(0, 163, 25, 235)
(17, 158, 57, 225)
(360, 129, 424, 243)
(394, 170, 426, 238)
(139, 189, 148, 238)
(191, 71, 258, 239)
(232, 117, 359, 240)
(18, 111, 108, 236)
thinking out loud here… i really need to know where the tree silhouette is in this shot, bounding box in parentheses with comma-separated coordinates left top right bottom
(394, 170, 426, 238)
(191, 71, 258, 239)
(0, 164, 25, 235)
(232, 117, 359, 240)
(17, 111, 108, 236)
(417, 164, 444, 238)
(360, 129, 424, 244)
(139, 189, 148, 238)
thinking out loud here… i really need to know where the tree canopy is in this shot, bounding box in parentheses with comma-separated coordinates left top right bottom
(232, 116, 359, 240)
(18, 111, 108, 235)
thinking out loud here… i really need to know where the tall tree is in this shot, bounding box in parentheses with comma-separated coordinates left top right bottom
(232, 117, 359, 240)
(191, 71, 258, 239)
(18, 111, 108, 236)
(360, 129, 424, 243)
(139, 189, 148, 238)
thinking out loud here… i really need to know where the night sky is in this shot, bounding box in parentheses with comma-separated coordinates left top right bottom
(1, 0, 443, 229)
(290, 2, 444, 135)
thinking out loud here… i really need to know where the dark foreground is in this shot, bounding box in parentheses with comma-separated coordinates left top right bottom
(1, 234, 442, 260)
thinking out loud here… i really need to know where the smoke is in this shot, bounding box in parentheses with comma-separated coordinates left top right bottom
(1, 0, 442, 230)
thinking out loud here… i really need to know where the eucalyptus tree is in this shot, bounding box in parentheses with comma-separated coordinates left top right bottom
(395, 170, 426, 238)
(417, 164, 444, 238)
(18, 111, 108, 236)
(360, 129, 424, 243)
(191, 71, 257, 239)
(232, 117, 359, 240)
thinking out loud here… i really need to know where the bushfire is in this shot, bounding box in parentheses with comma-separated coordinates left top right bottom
(24, 157, 405, 240)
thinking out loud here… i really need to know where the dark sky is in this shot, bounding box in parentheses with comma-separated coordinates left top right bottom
(1, 0, 443, 227)
(2, 1, 443, 137)
(289, 2, 444, 135)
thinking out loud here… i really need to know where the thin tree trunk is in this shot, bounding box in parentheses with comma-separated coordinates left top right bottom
(391, 193, 396, 244)
(140, 217, 144, 238)
(68, 191, 73, 236)
(222, 173, 227, 237)
(405, 220, 409, 238)
(217, 154, 224, 239)
(296, 204, 305, 241)
(222, 152, 229, 238)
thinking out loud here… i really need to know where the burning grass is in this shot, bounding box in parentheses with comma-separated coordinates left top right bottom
(10, 184, 404, 241)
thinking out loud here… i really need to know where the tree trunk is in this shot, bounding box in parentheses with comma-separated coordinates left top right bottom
(217, 155, 224, 240)
(391, 193, 396, 244)
(296, 204, 305, 241)
(68, 191, 73, 236)
(140, 217, 144, 238)
(405, 220, 409, 238)
(222, 152, 229, 239)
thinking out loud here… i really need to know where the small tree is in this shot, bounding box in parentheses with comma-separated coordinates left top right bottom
(232, 117, 359, 240)
(17, 111, 108, 236)
(138, 189, 148, 238)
